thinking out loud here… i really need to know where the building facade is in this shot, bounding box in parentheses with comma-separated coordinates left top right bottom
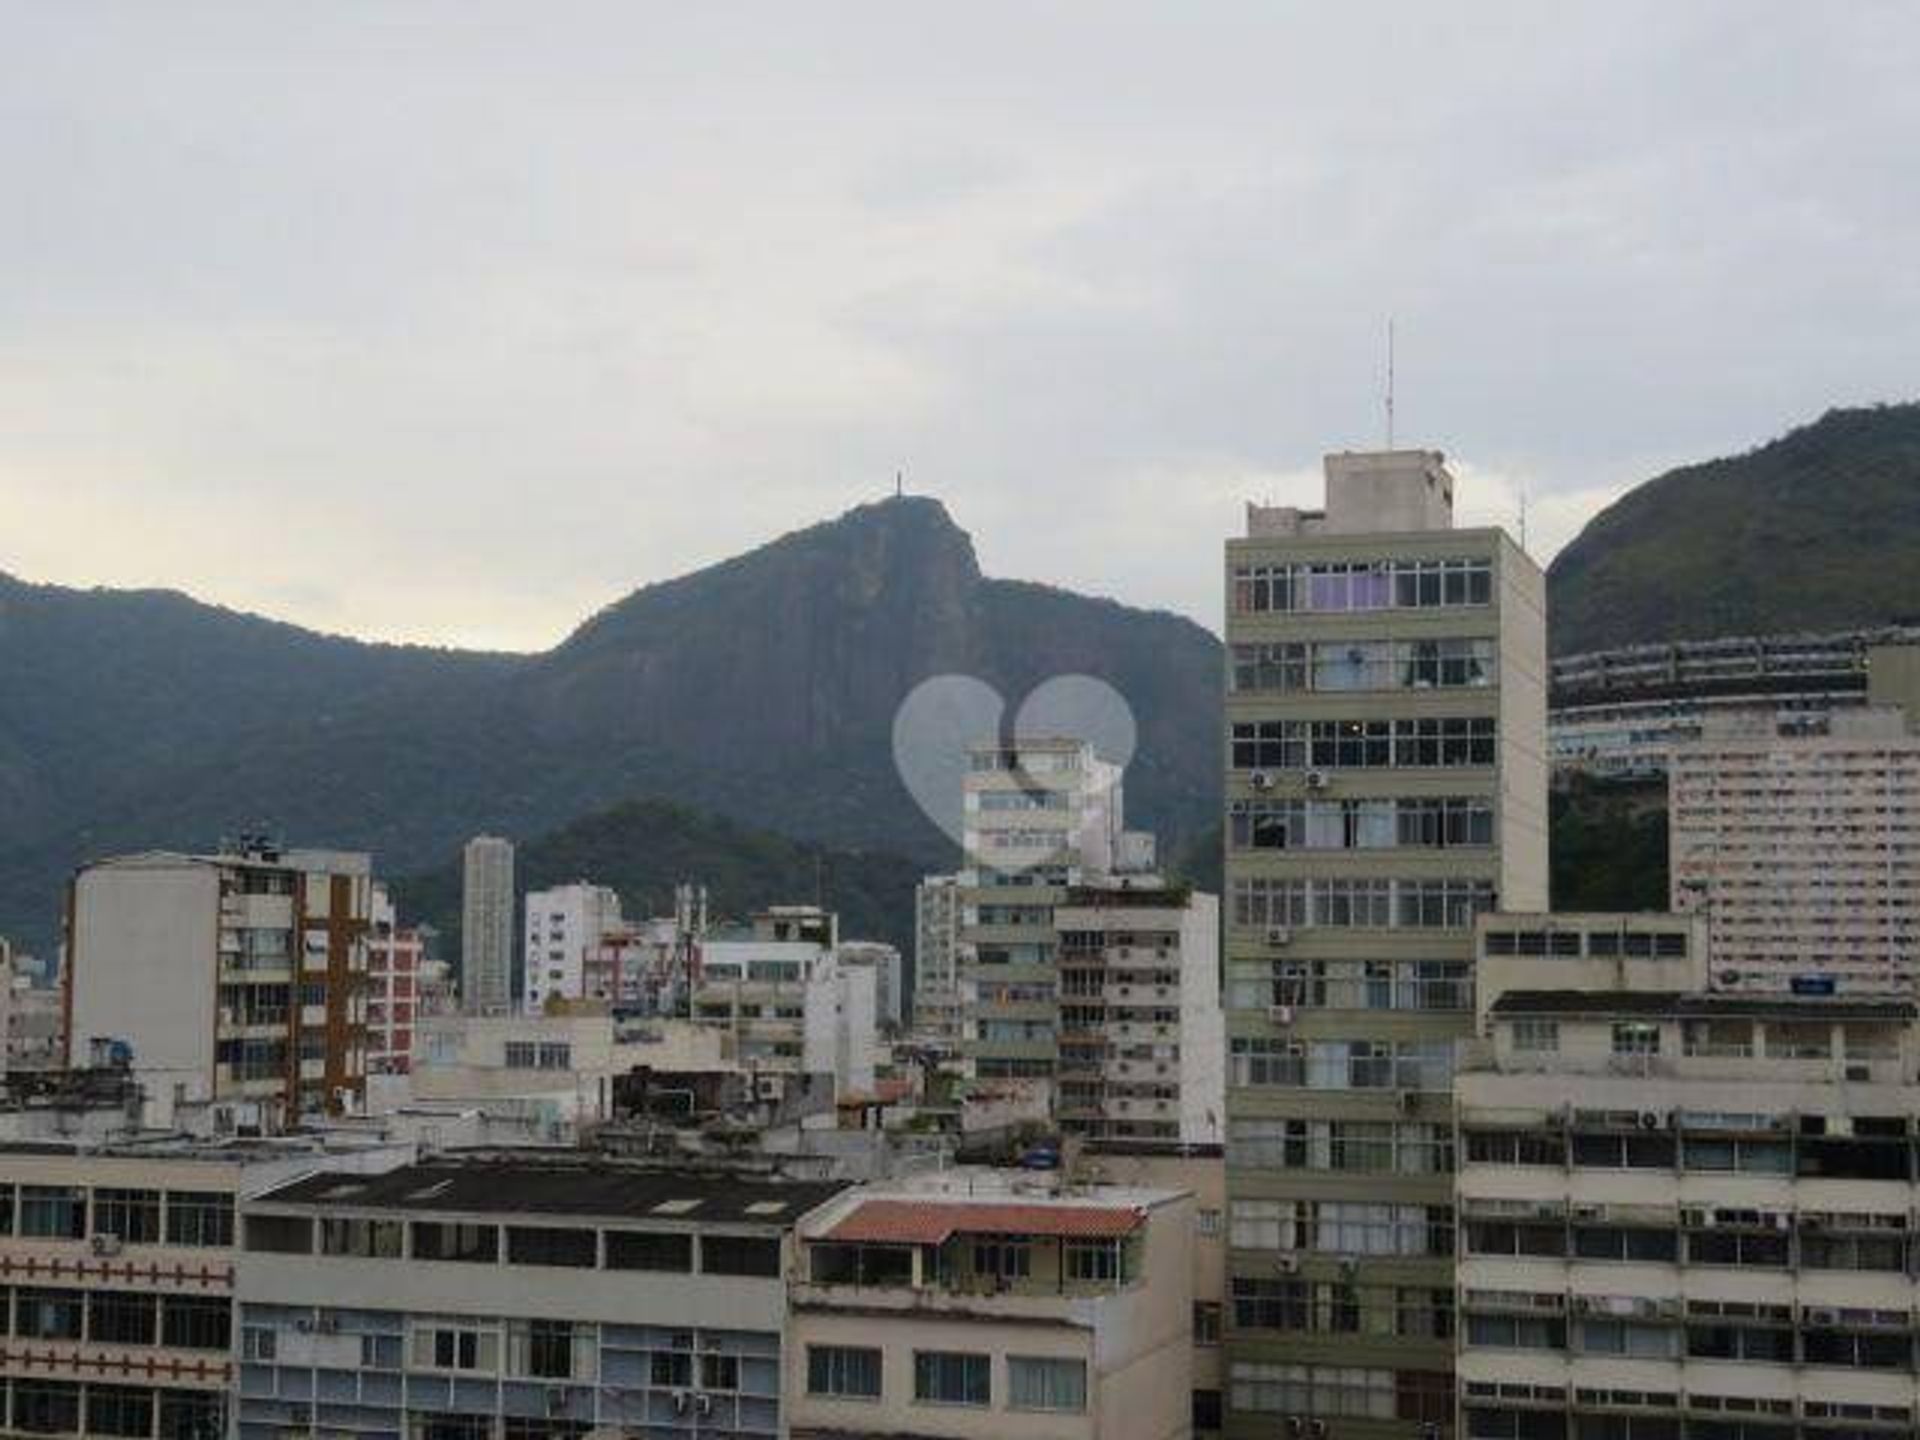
(914, 875, 963, 1041)
(1054, 885, 1224, 1145)
(957, 736, 1125, 1083)
(1459, 915, 1920, 1440)
(1221, 450, 1547, 1439)
(368, 884, 426, 1076)
(461, 837, 515, 1015)
(66, 844, 375, 1128)
(786, 1175, 1195, 1440)
(1670, 706, 1920, 996)
(833, 941, 904, 1031)
(233, 1160, 845, 1440)
(521, 883, 623, 1013)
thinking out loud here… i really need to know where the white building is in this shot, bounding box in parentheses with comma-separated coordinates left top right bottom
(834, 940, 904, 1030)
(1671, 705, 1920, 995)
(460, 835, 515, 1014)
(234, 1159, 849, 1440)
(66, 842, 375, 1129)
(366, 882, 426, 1076)
(522, 881, 624, 1012)
(1054, 884, 1224, 1146)
(1459, 911, 1920, 1440)
(914, 874, 963, 1040)
(697, 909, 877, 1101)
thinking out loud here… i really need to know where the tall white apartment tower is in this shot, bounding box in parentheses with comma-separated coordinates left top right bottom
(522, 880, 623, 1011)
(913, 873, 962, 1039)
(1221, 450, 1547, 1439)
(460, 835, 515, 1014)
(1671, 667, 1920, 995)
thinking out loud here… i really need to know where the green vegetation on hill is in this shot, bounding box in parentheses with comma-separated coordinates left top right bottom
(1548, 403, 1920, 655)
(1548, 779, 1669, 913)
(389, 797, 926, 967)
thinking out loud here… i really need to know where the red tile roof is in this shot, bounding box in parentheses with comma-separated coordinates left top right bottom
(822, 1198, 1145, 1246)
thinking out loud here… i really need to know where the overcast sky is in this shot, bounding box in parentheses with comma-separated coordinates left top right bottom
(2, 4, 1914, 650)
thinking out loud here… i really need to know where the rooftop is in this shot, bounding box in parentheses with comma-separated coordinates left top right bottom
(253, 1159, 847, 1226)
(821, 1197, 1146, 1247)
(1489, 990, 1916, 1022)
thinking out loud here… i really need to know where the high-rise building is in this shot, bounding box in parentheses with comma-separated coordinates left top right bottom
(460, 834, 515, 1013)
(1221, 449, 1546, 1439)
(912, 874, 962, 1039)
(834, 940, 905, 1030)
(1458, 910, 1919, 1440)
(65, 841, 375, 1127)
(522, 880, 624, 1011)
(365, 882, 424, 1075)
(957, 736, 1123, 1084)
(1671, 689, 1920, 996)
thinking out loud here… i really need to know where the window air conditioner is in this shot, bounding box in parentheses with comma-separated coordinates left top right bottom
(1304, 769, 1332, 790)
(1266, 927, 1293, 947)
(1249, 770, 1277, 791)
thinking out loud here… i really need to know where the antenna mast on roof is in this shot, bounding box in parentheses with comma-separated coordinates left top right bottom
(1384, 317, 1395, 450)
(895, 469, 904, 499)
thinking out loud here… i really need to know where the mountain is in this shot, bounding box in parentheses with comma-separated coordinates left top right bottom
(1547, 403, 1920, 655)
(389, 799, 926, 965)
(0, 498, 1224, 954)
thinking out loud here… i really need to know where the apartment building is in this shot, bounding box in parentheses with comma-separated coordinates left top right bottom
(957, 736, 1125, 1083)
(834, 941, 904, 1030)
(66, 843, 375, 1129)
(368, 883, 426, 1076)
(1055, 884, 1224, 1145)
(914, 874, 963, 1041)
(1670, 702, 1920, 995)
(233, 1159, 847, 1440)
(461, 837, 515, 1015)
(0, 1134, 414, 1440)
(1458, 912, 1920, 1440)
(693, 908, 877, 1100)
(521, 882, 623, 1013)
(786, 1174, 1195, 1440)
(1084, 1141, 1229, 1440)
(1221, 449, 1547, 1440)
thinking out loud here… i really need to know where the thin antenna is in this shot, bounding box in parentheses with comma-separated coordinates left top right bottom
(894, 469, 904, 499)
(1385, 317, 1395, 450)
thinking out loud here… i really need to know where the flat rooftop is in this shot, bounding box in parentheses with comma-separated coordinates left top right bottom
(1490, 990, 1916, 1022)
(253, 1160, 848, 1226)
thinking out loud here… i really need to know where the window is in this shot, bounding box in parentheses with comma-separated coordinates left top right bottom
(162, 1295, 232, 1350)
(605, 1229, 692, 1271)
(701, 1234, 781, 1277)
(1195, 1301, 1223, 1344)
(94, 1188, 161, 1244)
(1612, 1022, 1661, 1056)
(511, 1318, 585, 1380)
(651, 1352, 692, 1387)
(506, 1226, 596, 1268)
(17, 1288, 85, 1339)
(972, 1239, 1031, 1280)
(12, 1381, 81, 1435)
(1065, 1240, 1122, 1282)
(411, 1221, 499, 1263)
(86, 1386, 154, 1438)
(412, 1321, 498, 1372)
(701, 1353, 739, 1390)
(915, 1350, 990, 1406)
(18, 1186, 86, 1239)
(1193, 1388, 1223, 1432)
(1512, 1020, 1559, 1053)
(1008, 1355, 1088, 1412)
(320, 1216, 405, 1258)
(159, 1392, 225, 1439)
(503, 1041, 572, 1070)
(1465, 1313, 1566, 1350)
(244, 1214, 313, 1253)
(1578, 1319, 1676, 1358)
(241, 1325, 277, 1360)
(88, 1291, 157, 1345)
(808, 1344, 882, 1399)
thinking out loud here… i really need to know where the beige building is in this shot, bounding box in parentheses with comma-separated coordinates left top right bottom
(1459, 911, 1920, 1440)
(460, 835, 515, 1014)
(1083, 1142, 1228, 1439)
(1670, 699, 1920, 996)
(66, 843, 375, 1129)
(1221, 449, 1547, 1439)
(1055, 885, 1224, 1145)
(786, 1173, 1196, 1440)
(915, 873, 964, 1040)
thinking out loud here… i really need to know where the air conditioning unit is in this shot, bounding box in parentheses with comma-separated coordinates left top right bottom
(1304, 769, 1332, 790)
(1275, 1253, 1301, 1274)
(1266, 927, 1293, 947)
(1572, 1204, 1606, 1221)
(1269, 1004, 1295, 1026)
(696, 1394, 714, 1416)
(1249, 770, 1277, 791)
(1638, 1111, 1664, 1131)
(1844, 1064, 1872, 1082)
(671, 1392, 690, 1414)
(89, 1234, 122, 1257)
